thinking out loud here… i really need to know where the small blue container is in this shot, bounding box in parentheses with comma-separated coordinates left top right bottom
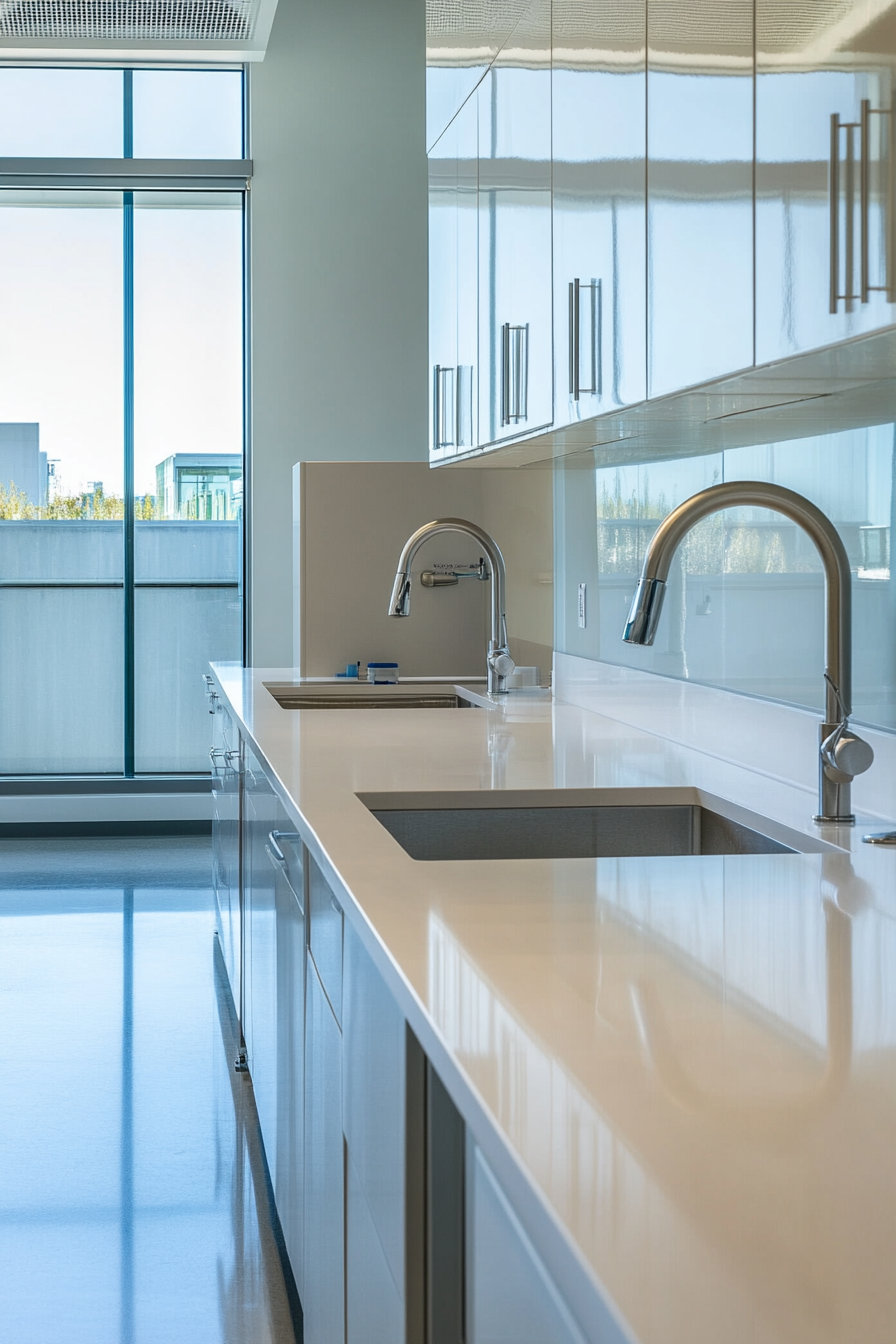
(367, 662, 399, 684)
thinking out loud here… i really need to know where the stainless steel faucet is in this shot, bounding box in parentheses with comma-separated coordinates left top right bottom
(388, 518, 515, 694)
(622, 481, 873, 824)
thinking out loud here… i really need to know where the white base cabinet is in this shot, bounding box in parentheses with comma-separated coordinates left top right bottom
(346, 1150, 405, 1344)
(268, 844, 305, 1295)
(210, 693, 240, 1012)
(212, 708, 597, 1344)
(467, 1143, 587, 1344)
(304, 956, 345, 1344)
(242, 745, 306, 1297)
(344, 919, 423, 1343)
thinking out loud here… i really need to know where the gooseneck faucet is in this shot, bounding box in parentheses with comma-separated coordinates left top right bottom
(622, 481, 873, 824)
(388, 518, 515, 694)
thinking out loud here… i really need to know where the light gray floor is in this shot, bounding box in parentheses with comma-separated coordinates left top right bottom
(0, 836, 298, 1344)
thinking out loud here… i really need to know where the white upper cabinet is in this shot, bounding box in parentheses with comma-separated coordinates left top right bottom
(646, 0, 755, 398)
(478, 0, 553, 448)
(427, 0, 896, 464)
(426, 0, 533, 150)
(552, 0, 647, 427)
(429, 117, 460, 462)
(456, 93, 480, 453)
(428, 95, 480, 464)
(756, 0, 896, 364)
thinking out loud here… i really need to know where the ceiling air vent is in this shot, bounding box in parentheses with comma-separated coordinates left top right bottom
(0, 0, 278, 58)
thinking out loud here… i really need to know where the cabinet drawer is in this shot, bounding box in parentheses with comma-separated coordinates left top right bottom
(308, 853, 343, 1025)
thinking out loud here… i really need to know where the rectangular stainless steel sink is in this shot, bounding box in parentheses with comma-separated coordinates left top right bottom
(359, 788, 836, 860)
(265, 682, 479, 710)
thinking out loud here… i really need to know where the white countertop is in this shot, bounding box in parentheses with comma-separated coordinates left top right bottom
(212, 663, 896, 1344)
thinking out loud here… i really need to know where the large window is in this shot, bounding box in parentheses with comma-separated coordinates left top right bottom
(0, 69, 246, 775)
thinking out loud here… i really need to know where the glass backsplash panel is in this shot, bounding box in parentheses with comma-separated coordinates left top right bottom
(555, 423, 896, 733)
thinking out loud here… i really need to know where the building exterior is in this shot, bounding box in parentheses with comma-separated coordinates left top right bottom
(155, 454, 242, 521)
(0, 423, 48, 507)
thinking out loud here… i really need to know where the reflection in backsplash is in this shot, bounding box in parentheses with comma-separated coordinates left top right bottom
(555, 423, 896, 731)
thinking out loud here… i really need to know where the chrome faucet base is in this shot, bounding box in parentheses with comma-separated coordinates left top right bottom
(813, 814, 856, 826)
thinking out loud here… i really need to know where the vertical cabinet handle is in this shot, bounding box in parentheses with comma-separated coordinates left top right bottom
(500, 322, 529, 425)
(861, 98, 871, 303)
(830, 112, 840, 314)
(568, 278, 602, 401)
(456, 364, 473, 446)
(831, 100, 894, 312)
(432, 364, 456, 450)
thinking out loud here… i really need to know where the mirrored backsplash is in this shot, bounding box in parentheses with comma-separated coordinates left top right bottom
(555, 423, 896, 733)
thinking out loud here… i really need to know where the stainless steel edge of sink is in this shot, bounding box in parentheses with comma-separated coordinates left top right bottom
(358, 787, 841, 860)
(265, 681, 483, 710)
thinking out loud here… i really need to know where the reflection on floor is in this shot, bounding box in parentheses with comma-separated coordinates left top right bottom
(0, 836, 298, 1344)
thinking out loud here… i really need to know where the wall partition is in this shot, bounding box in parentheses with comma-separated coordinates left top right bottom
(0, 68, 248, 775)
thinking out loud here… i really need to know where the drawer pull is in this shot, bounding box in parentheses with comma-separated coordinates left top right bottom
(267, 830, 301, 865)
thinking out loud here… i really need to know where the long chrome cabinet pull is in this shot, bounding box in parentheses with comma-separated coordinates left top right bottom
(830, 111, 859, 312)
(862, 100, 896, 304)
(861, 98, 871, 302)
(456, 364, 473, 446)
(830, 112, 840, 314)
(432, 364, 456, 451)
(568, 278, 601, 401)
(831, 100, 894, 312)
(500, 322, 529, 425)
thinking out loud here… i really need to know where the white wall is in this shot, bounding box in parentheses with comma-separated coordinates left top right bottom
(248, 0, 429, 666)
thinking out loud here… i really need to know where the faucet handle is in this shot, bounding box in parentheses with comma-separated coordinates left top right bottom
(821, 725, 875, 782)
(488, 646, 516, 680)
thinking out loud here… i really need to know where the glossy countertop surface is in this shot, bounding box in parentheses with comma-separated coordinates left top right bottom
(212, 664, 896, 1344)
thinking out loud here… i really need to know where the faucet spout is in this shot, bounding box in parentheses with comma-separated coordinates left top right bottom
(621, 480, 872, 824)
(388, 518, 514, 694)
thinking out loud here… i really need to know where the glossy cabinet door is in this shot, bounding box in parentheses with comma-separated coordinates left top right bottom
(456, 92, 479, 454)
(552, 0, 646, 426)
(467, 1143, 587, 1344)
(429, 115, 459, 464)
(308, 852, 343, 1025)
(243, 758, 306, 1296)
(426, 0, 531, 150)
(756, 0, 896, 363)
(343, 921, 414, 1340)
(478, 0, 553, 448)
(346, 1150, 404, 1343)
(210, 696, 240, 1013)
(304, 957, 345, 1344)
(646, 0, 754, 397)
(268, 838, 305, 1301)
(243, 757, 277, 1149)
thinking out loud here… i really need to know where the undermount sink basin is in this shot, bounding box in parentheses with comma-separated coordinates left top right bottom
(265, 681, 480, 710)
(360, 788, 837, 861)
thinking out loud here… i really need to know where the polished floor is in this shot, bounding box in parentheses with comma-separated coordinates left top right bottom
(0, 836, 298, 1344)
